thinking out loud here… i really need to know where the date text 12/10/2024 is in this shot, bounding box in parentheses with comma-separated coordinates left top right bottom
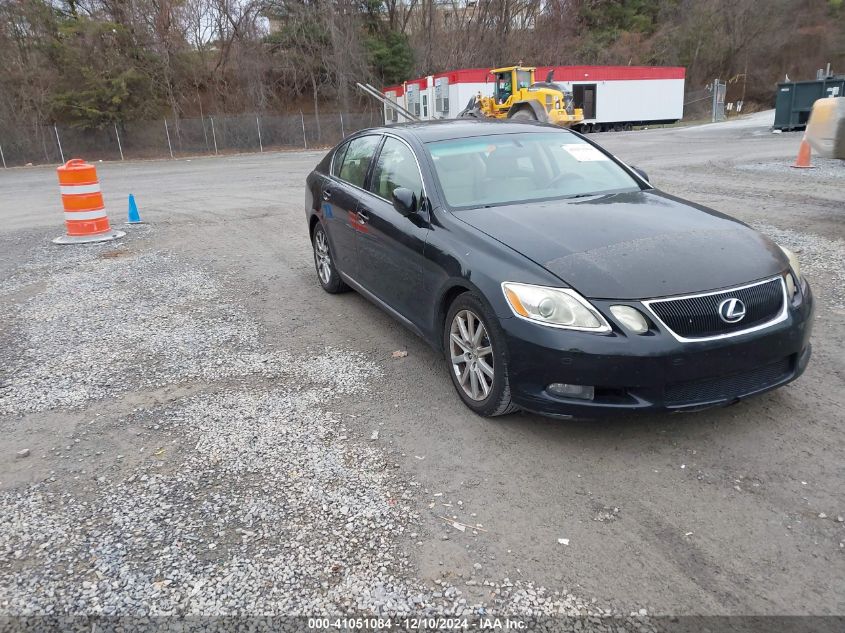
(307, 617, 528, 630)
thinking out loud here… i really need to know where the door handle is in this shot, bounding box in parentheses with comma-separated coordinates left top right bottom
(357, 210, 369, 224)
(322, 188, 333, 201)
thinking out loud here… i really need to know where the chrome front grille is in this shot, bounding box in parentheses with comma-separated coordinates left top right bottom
(643, 277, 787, 341)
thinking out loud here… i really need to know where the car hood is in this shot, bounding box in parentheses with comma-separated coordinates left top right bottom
(454, 190, 786, 299)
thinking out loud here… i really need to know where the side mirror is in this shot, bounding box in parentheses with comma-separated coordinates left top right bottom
(632, 166, 650, 183)
(392, 187, 417, 216)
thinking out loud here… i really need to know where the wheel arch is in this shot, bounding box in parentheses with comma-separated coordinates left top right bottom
(308, 213, 321, 238)
(434, 276, 510, 352)
(435, 282, 475, 348)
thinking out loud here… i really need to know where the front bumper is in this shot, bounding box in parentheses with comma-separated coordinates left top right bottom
(502, 283, 814, 418)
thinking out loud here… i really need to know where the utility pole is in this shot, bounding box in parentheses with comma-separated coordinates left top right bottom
(712, 79, 717, 123)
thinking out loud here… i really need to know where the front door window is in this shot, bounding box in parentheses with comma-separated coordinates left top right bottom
(369, 137, 424, 202)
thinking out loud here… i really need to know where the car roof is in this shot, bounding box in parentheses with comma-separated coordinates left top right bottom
(356, 119, 575, 144)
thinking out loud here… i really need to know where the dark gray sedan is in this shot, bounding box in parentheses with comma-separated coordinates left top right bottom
(305, 120, 813, 418)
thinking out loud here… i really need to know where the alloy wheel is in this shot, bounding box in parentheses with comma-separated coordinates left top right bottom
(449, 309, 494, 401)
(314, 229, 332, 285)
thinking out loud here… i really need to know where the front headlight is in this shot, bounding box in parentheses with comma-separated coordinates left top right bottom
(501, 282, 610, 332)
(778, 245, 801, 280)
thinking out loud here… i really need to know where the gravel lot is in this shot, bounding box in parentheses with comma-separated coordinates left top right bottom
(1, 111, 843, 624)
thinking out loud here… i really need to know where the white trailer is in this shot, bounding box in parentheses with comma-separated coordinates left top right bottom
(383, 65, 686, 131)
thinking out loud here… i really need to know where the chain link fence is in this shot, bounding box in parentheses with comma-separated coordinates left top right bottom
(0, 111, 382, 168)
(683, 80, 729, 123)
(683, 87, 714, 121)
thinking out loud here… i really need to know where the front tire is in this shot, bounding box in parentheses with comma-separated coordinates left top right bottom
(444, 293, 518, 417)
(312, 223, 348, 294)
(510, 109, 537, 121)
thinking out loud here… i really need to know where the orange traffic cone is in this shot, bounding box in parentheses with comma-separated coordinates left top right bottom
(791, 137, 815, 169)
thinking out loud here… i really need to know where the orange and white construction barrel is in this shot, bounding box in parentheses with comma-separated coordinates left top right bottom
(53, 158, 125, 244)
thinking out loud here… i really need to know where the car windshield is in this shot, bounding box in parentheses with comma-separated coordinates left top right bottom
(426, 132, 642, 208)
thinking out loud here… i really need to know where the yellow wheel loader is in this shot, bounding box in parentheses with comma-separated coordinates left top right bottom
(459, 66, 584, 127)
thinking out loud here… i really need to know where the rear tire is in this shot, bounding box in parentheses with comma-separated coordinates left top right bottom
(510, 109, 537, 122)
(312, 222, 349, 294)
(444, 292, 518, 417)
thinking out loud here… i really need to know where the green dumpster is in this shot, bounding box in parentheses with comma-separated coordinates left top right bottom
(774, 77, 845, 131)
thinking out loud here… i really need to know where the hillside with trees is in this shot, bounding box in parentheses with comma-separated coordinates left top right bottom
(1, 0, 843, 132)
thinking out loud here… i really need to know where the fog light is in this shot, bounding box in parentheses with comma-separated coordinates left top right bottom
(785, 272, 798, 298)
(610, 305, 649, 334)
(547, 383, 595, 400)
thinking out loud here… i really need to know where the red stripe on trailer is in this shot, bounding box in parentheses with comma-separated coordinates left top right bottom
(385, 65, 685, 91)
(538, 66, 686, 81)
(433, 68, 493, 84)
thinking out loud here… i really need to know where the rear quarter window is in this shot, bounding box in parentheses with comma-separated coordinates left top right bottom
(331, 142, 349, 178)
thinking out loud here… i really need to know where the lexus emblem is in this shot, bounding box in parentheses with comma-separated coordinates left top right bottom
(718, 297, 746, 323)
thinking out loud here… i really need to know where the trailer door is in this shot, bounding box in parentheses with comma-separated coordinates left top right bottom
(573, 84, 597, 119)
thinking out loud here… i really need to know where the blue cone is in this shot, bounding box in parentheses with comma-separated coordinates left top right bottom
(127, 194, 142, 224)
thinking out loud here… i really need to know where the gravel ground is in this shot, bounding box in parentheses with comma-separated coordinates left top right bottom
(1, 112, 843, 624)
(737, 156, 845, 180)
(0, 241, 374, 415)
(751, 223, 845, 309)
(0, 237, 646, 628)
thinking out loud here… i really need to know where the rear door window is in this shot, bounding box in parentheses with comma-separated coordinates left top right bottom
(338, 135, 381, 189)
